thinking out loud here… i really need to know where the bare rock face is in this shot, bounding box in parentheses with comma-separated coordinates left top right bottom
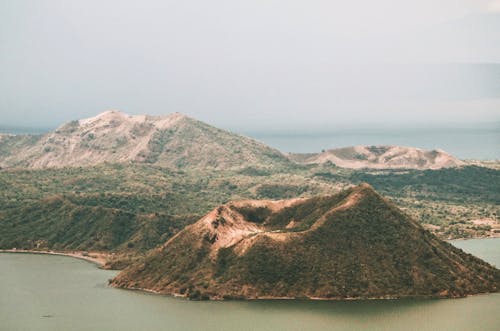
(290, 145, 465, 170)
(0, 110, 288, 169)
(111, 184, 499, 300)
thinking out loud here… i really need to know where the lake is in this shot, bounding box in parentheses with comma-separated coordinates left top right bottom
(0, 238, 499, 331)
(248, 127, 499, 160)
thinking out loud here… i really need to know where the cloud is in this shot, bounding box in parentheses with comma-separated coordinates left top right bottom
(487, 0, 500, 12)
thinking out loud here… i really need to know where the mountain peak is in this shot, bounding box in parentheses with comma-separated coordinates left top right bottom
(352, 182, 375, 193)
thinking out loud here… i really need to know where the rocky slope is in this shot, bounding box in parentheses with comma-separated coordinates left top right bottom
(0, 110, 289, 169)
(290, 145, 464, 169)
(111, 184, 500, 300)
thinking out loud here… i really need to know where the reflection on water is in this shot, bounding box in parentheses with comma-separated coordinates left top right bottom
(0, 238, 499, 331)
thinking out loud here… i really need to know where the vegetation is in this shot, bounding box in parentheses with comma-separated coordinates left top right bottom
(314, 165, 500, 239)
(112, 185, 500, 300)
(348, 166, 499, 204)
(0, 163, 332, 253)
(1, 112, 497, 253)
(0, 163, 498, 255)
(0, 195, 198, 252)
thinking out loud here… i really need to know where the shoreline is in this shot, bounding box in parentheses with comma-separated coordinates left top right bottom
(112, 284, 498, 302)
(0, 249, 110, 267)
(447, 235, 500, 242)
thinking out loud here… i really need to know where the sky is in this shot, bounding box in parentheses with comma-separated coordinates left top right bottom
(0, 0, 499, 131)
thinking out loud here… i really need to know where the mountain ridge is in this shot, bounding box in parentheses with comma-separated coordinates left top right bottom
(289, 145, 464, 169)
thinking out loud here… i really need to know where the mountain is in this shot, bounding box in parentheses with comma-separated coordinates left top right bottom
(289, 145, 464, 169)
(111, 184, 499, 300)
(0, 110, 289, 169)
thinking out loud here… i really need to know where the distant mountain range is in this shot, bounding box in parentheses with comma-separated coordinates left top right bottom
(111, 184, 500, 300)
(289, 145, 464, 170)
(0, 110, 468, 170)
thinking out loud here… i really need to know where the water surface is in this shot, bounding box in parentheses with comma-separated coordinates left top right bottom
(248, 127, 499, 160)
(0, 238, 499, 331)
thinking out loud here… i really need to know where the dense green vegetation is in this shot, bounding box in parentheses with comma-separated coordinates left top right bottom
(0, 163, 327, 253)
(314, 165, 500, 238)
(0, 195, 198, 251)
(0, 164, 498, 254)
(348, 166, 500, 204)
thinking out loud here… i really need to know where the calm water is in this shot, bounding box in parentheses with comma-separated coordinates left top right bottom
(249, 127, 500, 160)
(0, 238, 499, 331)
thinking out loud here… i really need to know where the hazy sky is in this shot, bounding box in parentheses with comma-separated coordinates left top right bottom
(1, 0, 499, 131)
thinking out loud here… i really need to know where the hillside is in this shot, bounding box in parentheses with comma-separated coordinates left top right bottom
(0, 110, 289, 169)
(0, 195, 199, 252)
(290, 145, 464, 169)
(0, 134, 42, 163)
(0, 163, 341, 257)
(111, 184, 500, 300)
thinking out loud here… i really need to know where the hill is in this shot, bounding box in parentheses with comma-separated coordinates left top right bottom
(290, 145, 464, 169)
(0, 194, 199, 252)
(111, 184, 500, 300)
(0, 110, 289, 169)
